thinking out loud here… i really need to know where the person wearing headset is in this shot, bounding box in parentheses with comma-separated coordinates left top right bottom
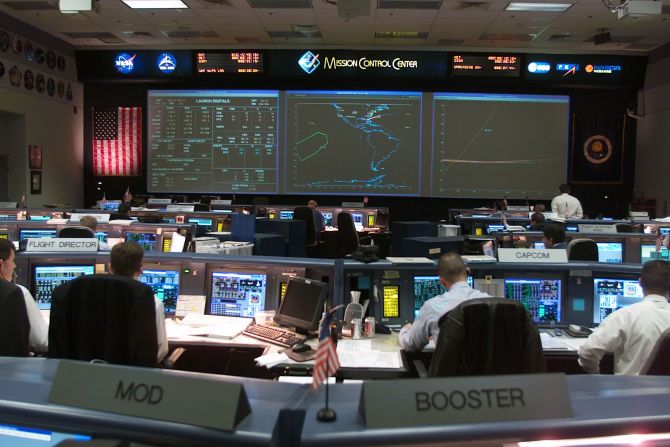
(0, 239, 48, 353)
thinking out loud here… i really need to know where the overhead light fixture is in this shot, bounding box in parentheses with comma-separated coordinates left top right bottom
(121, 0, 188, 8)
(505, 2, 572, 11)
(59, 0, 93, 13)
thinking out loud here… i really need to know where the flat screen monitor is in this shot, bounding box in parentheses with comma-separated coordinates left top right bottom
(163, 217, 177, 224)
(32, 264, 95, 310)
(565, 225, 579, 232)
(382, 285, 400, 320)
(597, 242, 623, 263)
(0, 423, 91, 446)
(139, 268, 180, 315)
(593, 277, 644, 324)
(660, 227, 670, 236)
(100, 200, 121, 211)
(504, 277, 562, 322)
(375, 212, 390, 229)
(641, 244, 670, 263)
(533, 242, 545, 249)
(352, 213, 364, 231)
(322, 212, 333, 227)
(29, 215, 50, 221)
(274, 276, 328, 333)
(19, 229, 56, 240)
(279, 210, 294, 220)
(0, 214, 13, 221)
(207, 271, 267, 317)
(413, 275, 474, 319)
(0, 233, 8, 239)
(486, 224, 506, 234)
(94, 231, 108, 243)
(188, 217, 213, 229)
(124, 231, 158, 251)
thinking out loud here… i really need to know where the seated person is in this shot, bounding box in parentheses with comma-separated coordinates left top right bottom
(529, 212, 546, 231)
(398, 252, 489, 352)
(533, 203, 546, 213)
(542, 224, 566, 249)
(110, 202, 133, 220)
(79, 215, 109, 251)
(578, 260, 670, 374)
(489, 200, 505, 217)
(308, 199, 325, 233)
(109, 241, 168, 362)
(0, 239, 47, 353)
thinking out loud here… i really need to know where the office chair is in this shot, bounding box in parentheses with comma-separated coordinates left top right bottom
(193, 203, 211, 212)
(199, 195, 220, 205)
(293, 206, 323, 257)
(57, 226, 95, 238)
(567, 238, 599, 262)
(48, 274, 159, 367)
(640, 327, 670, 375)
(172, 195, 188, 203)
(615, 223, 635, 233)
(427, 298, 545, 377)
(336, 212, 360, 258)
(0, 281, 30, 356)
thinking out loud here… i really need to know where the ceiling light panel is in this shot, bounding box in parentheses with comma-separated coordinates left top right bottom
(505, 2, 572, 12)
(122, 0, 188, 8)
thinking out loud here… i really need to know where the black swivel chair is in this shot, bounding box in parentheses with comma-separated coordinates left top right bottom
(567, 238, 599, 261)
(427, 298, 545, 377)
(640, 327, 670, 375)
(48, 274, 159, 367)
(0, 280, 30, 357)
(615, 223, 634, 233)
(57, 226, 96, 238)
(336, 212, 360, 258)
(193, 203, 211, 212)
(293, 206, 323, 257)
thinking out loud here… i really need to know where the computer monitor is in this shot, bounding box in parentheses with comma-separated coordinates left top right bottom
(533, 242, 545, 249)
(352, 213, 364, 231)
(504, 277, 562, 322)
(660, 227, 670, 236)
(367, 214, 375, 227)
(593, 277, 644, 324)
(0, 233, 8, 239)
(0, 423, 91, 446)
(207, 271, 267, 317)
(274, 276, 328, 333)
(375, 212, 390, 229)
(413, 275, 474, 319)
(100, 200, 121, 211)
(565, 225, 579, 232)
(597, 242, 623, 263)
(322, 212, 333, 227)
(139, 268, 180, 315)
(486, 224, 505, 234)
(94, 231, 108, 243)
(19, 229, 57, 240)
(0, 214, 13, 221)
(279, 210, 294, 220)
(641, 244, 670, 263)
(29, 215, 51, 221)
(188, 217, 213, 229)
(124, 231, 158, 251)
(32, 264, 95, 309)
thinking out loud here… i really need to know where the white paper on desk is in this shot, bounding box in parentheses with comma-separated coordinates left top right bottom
(654, 217, 670, 223)
(165, 319, 212, 338)
(540, 333, 570, 350)
(170, 232, 186, 252)
(175, 295, 206, 318)
(386, 257, 434, 264)
(337, 351, 402, 369)
(47, 218, 68, 225)
(108, 219, 134, 226)
(337, 340, 372, 352)
(255, 352, 289, 368)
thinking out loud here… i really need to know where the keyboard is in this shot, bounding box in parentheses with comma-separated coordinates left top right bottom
(243, 323, 307, 347)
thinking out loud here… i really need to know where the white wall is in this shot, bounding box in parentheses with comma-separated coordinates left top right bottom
(0, 87, 83, 208)
(634, 56, 670, 216)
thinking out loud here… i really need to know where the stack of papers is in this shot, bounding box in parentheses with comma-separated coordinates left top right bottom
(336, 340, 402, 369)
(255, 352, 289, 368)
(178, 314, 252, 339)
(540, 333, 570, 350)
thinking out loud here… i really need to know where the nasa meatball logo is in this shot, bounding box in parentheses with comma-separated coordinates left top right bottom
(583, 134, 612, 165)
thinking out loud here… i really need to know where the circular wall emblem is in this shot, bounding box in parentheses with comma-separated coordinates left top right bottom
(583, 134, 613, 164)
(157, 52, 177, 73)
(114, 53, 136, 74)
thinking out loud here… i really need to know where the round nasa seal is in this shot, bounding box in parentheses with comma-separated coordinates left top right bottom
(583, 134, 613, 165)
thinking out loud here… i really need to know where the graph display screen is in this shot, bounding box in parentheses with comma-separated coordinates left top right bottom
(504, 278, 562, 322)
(147, 90, 279, 193)
(285, 90, 422, 195)
(208, 271, 266, 317)
(593, 278, 644, 323)
(139, 269, 180, 314)
(32, 265, 95, 310)
(432, 93, 569, 199)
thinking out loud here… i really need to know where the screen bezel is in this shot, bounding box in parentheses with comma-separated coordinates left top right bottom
(273, 276, 328, 333)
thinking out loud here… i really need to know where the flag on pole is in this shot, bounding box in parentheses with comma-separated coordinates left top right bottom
(656, 231, 664, 253)
(311, 309, 339, 391)
(123, 186, 133, 203)
(93, 107, 142, 176)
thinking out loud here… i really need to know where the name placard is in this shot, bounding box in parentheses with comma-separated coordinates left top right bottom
(167, 204, 195, 212)
(578, 224, 617, 234)
(25, 238, 98, 252)
(360, 374, 571, 428)
(49, 361, 251, 431)
(498, 248, 567, 263)
(210, 199, 232, 205)
(147, 198, 172, 205)
(0, 202, 17, 208)
(69, 213, 110, 223)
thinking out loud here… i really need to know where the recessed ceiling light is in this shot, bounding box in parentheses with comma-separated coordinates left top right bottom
(505, 2, 572, 11)
(121, 0, 189, 8)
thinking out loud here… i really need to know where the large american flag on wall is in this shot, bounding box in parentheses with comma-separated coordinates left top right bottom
(93, 107, 142, 176)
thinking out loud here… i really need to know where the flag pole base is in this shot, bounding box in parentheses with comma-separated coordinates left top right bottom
(317, 408, 337, 422)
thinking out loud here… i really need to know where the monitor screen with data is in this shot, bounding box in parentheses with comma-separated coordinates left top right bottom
(124, 231, 158, 251)
(285, 90, 422, 196)
(504, 277, 562, 322)
(597, 242, 623, 263)
(413, 275, 474, 319)
(432, 93, 569, 199)
(147, 90, 279, 194)
(19, 229, 56, 240)
(207, 271, 267, 317)
(32, 264, 95, 310)
(593, 277, 644, 324)
(641, 244, 670, 263)
(139, 268, 180, 315)
(0, 423, 91, 446)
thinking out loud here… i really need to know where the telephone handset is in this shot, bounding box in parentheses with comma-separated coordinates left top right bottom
(566, 324, 593, 338)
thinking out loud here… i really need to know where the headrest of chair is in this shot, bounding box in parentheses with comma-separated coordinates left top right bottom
(57, 226, 96, 238)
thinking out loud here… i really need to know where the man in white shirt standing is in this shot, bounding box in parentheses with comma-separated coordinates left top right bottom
(551, 184, 584, 219)
(399, 252, 489, 352)
(578, 260, 670, 374)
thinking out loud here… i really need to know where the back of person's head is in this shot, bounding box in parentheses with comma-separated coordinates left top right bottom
(117, 202, 131, 215)
(533, 203, 546, 213)
(559, 184, 571, 194)
(308, 199, 317, 208)
(0, 238, 15, 260)
(492, 200, 504, 211)
(543, 224, 565, 244)
(79, 215, 98, 231)
(531, 212, 546, 224)
(640, 260, 670, 297)
(438, 252, 468, 283)
(110, 241, 144, 277)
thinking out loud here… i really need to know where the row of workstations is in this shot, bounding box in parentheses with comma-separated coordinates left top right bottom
(455, 215, 634, 236)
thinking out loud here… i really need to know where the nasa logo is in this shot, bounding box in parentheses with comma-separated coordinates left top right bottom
(527, 62, 550, 74)
(114, 53, 136, 74)
(298, 51, 320, 74)
(157, 53, 177, 73)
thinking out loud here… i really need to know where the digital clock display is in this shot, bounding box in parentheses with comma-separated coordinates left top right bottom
(196, 51, 264, 74)
(451, 54, 520, 77)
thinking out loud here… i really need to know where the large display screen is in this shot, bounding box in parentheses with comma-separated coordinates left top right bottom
(147, 90, 279, 193)
(432, 93, 569, 199)
(285, 90, 422, 195)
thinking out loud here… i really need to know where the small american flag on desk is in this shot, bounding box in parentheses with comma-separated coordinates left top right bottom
(311, 308, 340, 391)
(93, 107, 142, 176)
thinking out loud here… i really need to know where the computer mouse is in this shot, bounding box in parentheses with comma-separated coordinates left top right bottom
(291, 343, 312, 353)
(554, 328, 563, 337)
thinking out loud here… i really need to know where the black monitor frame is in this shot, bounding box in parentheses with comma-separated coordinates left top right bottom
(273, 276, 328, 333)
